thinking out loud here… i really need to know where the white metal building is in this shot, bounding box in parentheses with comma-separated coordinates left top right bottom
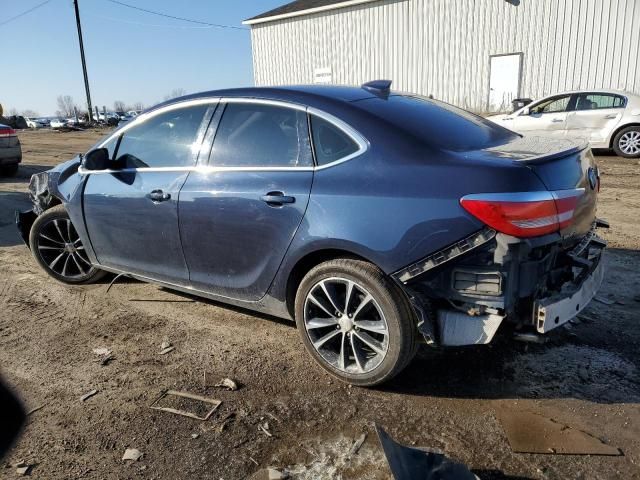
(244, 0, 640, 112)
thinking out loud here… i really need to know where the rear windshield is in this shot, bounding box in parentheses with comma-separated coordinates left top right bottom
(356, 95, 519, 151)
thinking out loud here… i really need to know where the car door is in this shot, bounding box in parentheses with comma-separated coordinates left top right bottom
(513, 94, 574, 137)
(82, 101, 214, 285)
(565, 93, 625, 144)
(179, 100, 314, 301)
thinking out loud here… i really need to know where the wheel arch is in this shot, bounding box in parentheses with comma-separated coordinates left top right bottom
(609, 122, 640, 148)
(284, 248, 379, 319)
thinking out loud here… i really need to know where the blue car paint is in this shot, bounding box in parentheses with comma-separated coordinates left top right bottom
(179, 169, 313, 301)
(83, 170, 192, 285)
(22, 85, 591, 321)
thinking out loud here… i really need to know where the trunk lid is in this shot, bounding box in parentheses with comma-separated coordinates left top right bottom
(465, 136, 599, 240)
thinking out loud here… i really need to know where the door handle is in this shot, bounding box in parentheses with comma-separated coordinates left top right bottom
(551, 118, 564, 123)
(147, 189, 171, 202)
(604, 114, 618, 119)
(261, 191, 295, 206)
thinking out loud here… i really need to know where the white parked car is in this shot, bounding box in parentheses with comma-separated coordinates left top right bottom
(487, 90, 640, 158)
(50, 118, 68, 129)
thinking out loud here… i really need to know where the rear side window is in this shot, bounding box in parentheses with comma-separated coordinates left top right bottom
(310, 115, 360, 165)
(357, 95, 519, 152)
(114, 104, 208, 168)
(211, 103, 312, 168)
(575, 93, 625, 110)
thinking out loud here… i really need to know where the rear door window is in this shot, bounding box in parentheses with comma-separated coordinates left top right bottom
(114, 104, 208, 168)
(575, 93, 626, 110)
(211, 102, 312, 168)
(310, 115, 360, 165)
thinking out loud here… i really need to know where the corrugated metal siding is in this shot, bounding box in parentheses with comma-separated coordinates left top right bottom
(250, 0, 640, 112)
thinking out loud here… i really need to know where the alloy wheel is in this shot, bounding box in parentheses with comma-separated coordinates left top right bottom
(303, 277, 389, 374)
(619, 131, 640, 155)
(35, 218, 93, 279)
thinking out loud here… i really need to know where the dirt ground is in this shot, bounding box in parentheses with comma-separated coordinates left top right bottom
(1, 129, 639, 479)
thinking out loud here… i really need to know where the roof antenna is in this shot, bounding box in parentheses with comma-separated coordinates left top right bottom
(362, 80, 392, 96)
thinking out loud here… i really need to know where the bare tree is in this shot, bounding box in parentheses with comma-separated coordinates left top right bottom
(113, 100, 126, 112)
(132, 101, 145, 111)
(8, 108, 18, 116)
(56, 95, 77, 118)
(22, 109, 39, 118)
(164, 88, 187, 101)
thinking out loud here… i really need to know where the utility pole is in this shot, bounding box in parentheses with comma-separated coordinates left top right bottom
(73, 0, 93, 123)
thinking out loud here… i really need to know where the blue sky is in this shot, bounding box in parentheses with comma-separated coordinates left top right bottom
(2, 0, 285, 115)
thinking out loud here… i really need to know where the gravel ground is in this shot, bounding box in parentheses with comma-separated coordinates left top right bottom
(0, 129, 639, 479)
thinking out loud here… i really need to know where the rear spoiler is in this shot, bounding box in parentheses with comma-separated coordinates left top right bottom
(482, 136, 589, 165)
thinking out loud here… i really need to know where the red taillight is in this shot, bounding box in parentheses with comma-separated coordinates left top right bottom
(0, 128, 16, 137)
(460, 190, 584, 238)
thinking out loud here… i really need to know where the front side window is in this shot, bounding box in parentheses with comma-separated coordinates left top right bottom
(211, 103, 312, 168)
(114, 104, 208, 168)
(310, 115, 360, 166)
(530, 95, 571, 114)
(575, 93, 625, 110)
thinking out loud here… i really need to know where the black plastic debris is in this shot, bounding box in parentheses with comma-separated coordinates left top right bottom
(376, 424, 477, 480)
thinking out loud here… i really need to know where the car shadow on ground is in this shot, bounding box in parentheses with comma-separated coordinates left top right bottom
(0, 191, 32, 247)
(0, 164, 51, 185)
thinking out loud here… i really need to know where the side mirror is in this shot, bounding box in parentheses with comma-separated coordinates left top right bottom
(522, 106, 531, 116)
(82, 148, 110, 171)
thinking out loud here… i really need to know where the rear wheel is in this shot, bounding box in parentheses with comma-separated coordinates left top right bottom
(0, 164, 19, 177)
(294, 259, 418, 386)
(613, 126, 640, 158)
(29, 205, 105, 284)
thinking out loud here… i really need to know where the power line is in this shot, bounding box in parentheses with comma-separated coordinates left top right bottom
(89, 13, 217, 30)
(0, 0, 52, 28)
(105, 0, 248, 31)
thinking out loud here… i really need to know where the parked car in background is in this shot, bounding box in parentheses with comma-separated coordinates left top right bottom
(50, 118, 68, 129)
(117, 111, 142, 126)
(0, 123, 21, 176)
(25, 117, 45, 129)
(17, 83, 606, 386)
(487, 90, 640, 158)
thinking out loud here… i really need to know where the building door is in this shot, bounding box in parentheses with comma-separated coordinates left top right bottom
(488, 54, 522, 113)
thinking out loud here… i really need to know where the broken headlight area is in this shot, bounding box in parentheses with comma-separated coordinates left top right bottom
(395, 223, 607, 347)
(28, 171, 57, 214)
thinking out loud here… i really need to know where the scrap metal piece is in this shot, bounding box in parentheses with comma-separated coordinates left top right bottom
(80, 389, 98, 402)
(122, 448, 143, 461)
(497, 409, 622, 456)
(149, 390, 221, 421)
(376, 424, 477, 480)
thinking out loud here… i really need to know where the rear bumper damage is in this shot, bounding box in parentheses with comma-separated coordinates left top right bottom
(394, 222, 607, 346)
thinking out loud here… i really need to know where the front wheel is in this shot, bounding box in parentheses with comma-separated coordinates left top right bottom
(29, 205, 105, 284)
(613, 126, 640, 158)
(294, 259, 418, 386)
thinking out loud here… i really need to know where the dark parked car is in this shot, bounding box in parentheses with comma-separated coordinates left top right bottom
(16, 82, 606, 386)
(0, 123, 21, 176)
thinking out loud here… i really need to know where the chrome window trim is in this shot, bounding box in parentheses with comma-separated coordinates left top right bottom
(78, 165, 315, 175)
(307, 106, 369, 170)
(95, 97, 220, 150)
(79, 97, 369, 175)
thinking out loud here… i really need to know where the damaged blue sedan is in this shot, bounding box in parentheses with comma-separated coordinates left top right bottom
(16, 82, 607, 386)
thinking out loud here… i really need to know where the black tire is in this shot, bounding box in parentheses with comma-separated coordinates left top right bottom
(29, 205, 105, 284)
(612, 126, 640, 158)
(294, 258, 418, 386)
(0, 163, 19, 177)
